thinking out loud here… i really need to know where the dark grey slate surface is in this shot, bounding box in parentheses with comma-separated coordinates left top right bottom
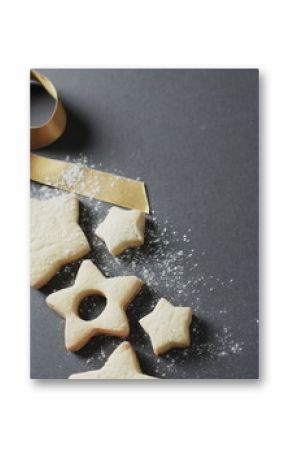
(30, 69, 258, 379)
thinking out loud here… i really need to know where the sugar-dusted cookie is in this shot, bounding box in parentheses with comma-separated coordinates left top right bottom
(95, 206, 145, 256)
(139, 298, 192, 355)
(31, 193, 90, 289)
(46, 260, 144, 351)
(69, 341, 155, 379)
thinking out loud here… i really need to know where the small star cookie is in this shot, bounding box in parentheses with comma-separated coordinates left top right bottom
(69, 341, 155, 379)
(46, 260, 144, 351)
(31, 193, 90, 289)
(139, 298, 192, 355)
(95, 206, 145, 256)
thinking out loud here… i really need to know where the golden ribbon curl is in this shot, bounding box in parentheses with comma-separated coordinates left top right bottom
(30, 70, 149, 213)
(30, 70, 67, 150)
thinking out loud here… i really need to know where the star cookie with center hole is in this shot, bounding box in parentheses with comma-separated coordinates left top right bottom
(69, 341, 155, 379)
(46, 260, 144, 351)
(95, 206, 145, 256)
(139, 298, 193, 355)
(31, 193, 90, 288)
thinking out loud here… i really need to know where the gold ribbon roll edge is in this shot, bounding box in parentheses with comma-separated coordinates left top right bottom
(30, 70, 149, 213)
(30, 70, 67, 150)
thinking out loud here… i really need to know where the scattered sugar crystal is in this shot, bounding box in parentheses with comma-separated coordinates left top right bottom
(61, 164, 85, 189)
(31, 152, 248, 378)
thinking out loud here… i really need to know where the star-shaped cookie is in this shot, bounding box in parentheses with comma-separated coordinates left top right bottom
(31, 193, 90, 288)
(95, 206, 145, 256)
(46, 260, 144, 351)
(69, 341, 155, 379)
(139, 298, 192, 355)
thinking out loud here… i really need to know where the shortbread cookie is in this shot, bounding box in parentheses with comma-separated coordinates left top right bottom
(69, 341, 155, 379)
(31, 193, 90, 288)
(95, 206, 145, 256)
(46, 260, 144, 351)
(139, 298, 192, 355)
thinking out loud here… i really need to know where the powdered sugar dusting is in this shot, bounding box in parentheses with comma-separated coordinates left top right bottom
(61, 163, 85, 189)
(31, 154, 250, 379)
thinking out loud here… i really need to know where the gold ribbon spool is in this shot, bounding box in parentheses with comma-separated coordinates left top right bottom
(30, 70, 67, 150)
(30, 70, 149, 213)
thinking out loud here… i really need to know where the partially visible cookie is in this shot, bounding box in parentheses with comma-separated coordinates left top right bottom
(69, 341, 155, 379)
(46, 260, 144, 351)
(31, 193, 90, 289)
(139, 298, 192, 355)
(95, 206, 145, 256)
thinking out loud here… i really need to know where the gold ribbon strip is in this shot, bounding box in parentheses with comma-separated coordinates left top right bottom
(30, 70, 149, 213)
(31, 154, 149, 212)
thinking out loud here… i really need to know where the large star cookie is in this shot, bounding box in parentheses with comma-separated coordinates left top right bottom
(46, 260, 144, 351)
(69, 341, 155, 379)
(95, 206, 145, 256)
(31, 193, 90, 288)
(139, 298, 192, 355)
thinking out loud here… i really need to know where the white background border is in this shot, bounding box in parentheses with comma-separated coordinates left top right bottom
(1, 1, 289, 447)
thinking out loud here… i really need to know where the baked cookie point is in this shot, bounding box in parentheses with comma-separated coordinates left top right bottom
(95, 206, 145, 256)
(139, 298, 192, 355)
(69, 342, 155, 379)
(30, 193, 90, 289)
(46, 260, 143, 351)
